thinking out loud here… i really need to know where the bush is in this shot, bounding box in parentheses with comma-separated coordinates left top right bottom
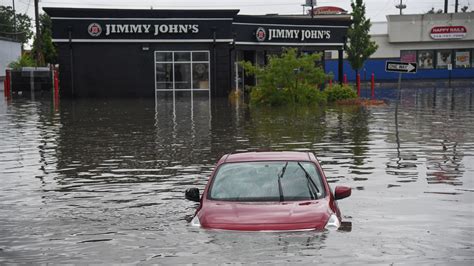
(8, 53, 36, 70)
(324, 84, 358, 102)
(241, 48, 329, 107)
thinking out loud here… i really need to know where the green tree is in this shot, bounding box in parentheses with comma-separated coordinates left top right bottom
(32, 13, 57, 65)
(346, 0, 378, 81)
(0, 5, 33, 46)
(240, 48, 328, 106)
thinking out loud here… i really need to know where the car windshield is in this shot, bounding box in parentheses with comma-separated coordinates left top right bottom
(209, 161, 325, 201)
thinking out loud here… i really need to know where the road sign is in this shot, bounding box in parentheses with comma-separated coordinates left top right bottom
(385, 61, 417, 73)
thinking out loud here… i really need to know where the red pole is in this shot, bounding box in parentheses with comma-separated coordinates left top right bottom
(356, 73, 361, 97)
(329, 78, 333, 88)
(343, 74, 347, 84)
(54, 69, 59, 99)
(4, 70, 11, 99)
(53, 69, 59, 110)
(371, 73, 375, 99)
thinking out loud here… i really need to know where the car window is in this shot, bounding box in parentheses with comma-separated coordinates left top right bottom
(209, 161, 325, 201)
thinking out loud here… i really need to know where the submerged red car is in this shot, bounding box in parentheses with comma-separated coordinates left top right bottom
(185, 152, 351, 231)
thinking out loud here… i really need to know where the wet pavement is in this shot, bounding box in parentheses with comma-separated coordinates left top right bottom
(0, 86, 473, 263)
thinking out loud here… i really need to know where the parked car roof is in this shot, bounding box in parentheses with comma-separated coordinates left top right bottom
(220, 151, 314, 164)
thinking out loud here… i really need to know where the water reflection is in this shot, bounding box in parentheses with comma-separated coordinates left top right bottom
(0, 87, 473, 263)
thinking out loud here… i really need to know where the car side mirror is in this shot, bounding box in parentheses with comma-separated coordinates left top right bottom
(334, 186, 351, 200)
(185, 188, 200, 202)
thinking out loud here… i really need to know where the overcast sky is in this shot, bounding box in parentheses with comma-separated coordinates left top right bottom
(2, 0, 473, 22)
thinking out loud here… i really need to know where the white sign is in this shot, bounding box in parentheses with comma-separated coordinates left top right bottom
(430, 26, 467, 40)
(385, 61, 417, 73)
(88, 23, 200, 37)
(261, 28, 331, 41)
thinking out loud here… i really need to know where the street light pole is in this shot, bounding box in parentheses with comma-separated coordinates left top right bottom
(395, 0, 406, 15)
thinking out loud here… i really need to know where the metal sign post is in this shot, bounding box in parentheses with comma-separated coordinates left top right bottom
(385, 61, 418, 97)
(385, 61, 418, 146)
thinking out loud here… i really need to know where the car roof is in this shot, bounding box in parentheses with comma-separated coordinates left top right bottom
(219, 151, 315, 164)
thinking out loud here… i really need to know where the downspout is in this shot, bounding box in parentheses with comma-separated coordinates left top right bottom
(212, 27, 217, 97)
(68, 26, 75, 97)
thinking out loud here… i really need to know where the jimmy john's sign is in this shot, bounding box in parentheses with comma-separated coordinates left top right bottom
(88, 22, 199, 37)
(255, 27, 332, 42)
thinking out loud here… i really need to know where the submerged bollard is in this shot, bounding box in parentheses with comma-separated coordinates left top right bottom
(371, 73, 375, 99)
(356, 73, 361, 97)
(53, 69, 60, 110)
(4, 70, 11, 99)
(54, 69, 59, 99)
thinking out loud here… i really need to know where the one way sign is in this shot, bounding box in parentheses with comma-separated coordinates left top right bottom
(385, 61, 417, 73)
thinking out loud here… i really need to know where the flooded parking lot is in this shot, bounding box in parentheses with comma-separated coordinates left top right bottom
(0, 86, 473, 263)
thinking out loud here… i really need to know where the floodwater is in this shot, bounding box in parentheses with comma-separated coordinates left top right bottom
(0, 86, 473, 264)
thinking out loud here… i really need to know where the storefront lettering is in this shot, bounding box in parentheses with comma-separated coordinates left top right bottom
(104, 24, 199, 36)
(266, 28, 331, 41)
(430, 26, 467, 39)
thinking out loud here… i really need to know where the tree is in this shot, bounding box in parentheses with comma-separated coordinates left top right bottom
(346, 0, 378, 81)
(240, 48, 328, 106)
(0, 5, 33, 46)
(32, 13, 57, 65)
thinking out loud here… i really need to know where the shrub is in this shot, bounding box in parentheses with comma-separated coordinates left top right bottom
(240, 48, 329, 106)
(8, 53, 36, 70)
(324, 84, 358, 102)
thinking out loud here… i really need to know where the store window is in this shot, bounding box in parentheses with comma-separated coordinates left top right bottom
(400, 50, 416, 63)
(418, 50, 434, 69)
(436, 50, 452, 69)
(454, 50, 471, 68)
(155, 51, 210, 91)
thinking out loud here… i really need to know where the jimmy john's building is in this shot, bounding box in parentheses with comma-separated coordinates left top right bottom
(44, 8, 350, 98)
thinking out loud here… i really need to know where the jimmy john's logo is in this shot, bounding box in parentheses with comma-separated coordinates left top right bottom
(87, 23, 200, 37)
(255, 27, 266, 42)
(88, 23, 102, 37)
(254, 27, 332, 42)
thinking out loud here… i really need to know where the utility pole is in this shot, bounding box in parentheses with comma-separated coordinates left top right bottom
(455, 0, 459, 12)
(12, 0, 17, 40)
(34, 0, 43, 65)
(395, 0, 406, 15)
(445, 0, 448, 13)
(311, 0, 315, 19)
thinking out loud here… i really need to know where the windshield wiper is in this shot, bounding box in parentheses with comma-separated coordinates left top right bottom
(277, 162, 288, 202)
(297, 162, 320, 199)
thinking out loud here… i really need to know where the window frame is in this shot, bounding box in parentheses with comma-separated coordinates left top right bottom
(154, 50, 211, 92)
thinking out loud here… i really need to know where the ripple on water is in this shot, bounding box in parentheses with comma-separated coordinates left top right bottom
(1, 88, 474, 263)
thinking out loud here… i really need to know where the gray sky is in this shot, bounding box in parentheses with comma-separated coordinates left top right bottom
(2, 0, 473, 22)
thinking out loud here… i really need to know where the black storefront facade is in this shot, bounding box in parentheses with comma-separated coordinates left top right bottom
(44, 8, 351, 98)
